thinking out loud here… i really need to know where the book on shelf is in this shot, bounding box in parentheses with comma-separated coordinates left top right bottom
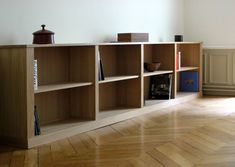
(176, 51, 181, 70)
(98, 50, 105, 81)
(149, 74, 172, 99)
(180, 71, 199, 92)
(34, 105, 41, 136)
(34, 59, 38, 90)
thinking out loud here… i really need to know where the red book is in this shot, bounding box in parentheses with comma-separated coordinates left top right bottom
(176, 52, 181, 70)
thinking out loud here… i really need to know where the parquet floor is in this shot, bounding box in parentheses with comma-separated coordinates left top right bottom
(1, 96, 235, 167)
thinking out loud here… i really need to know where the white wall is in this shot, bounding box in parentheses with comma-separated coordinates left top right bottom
(0, 0, 184, 45)
(184, 0, 235, 46)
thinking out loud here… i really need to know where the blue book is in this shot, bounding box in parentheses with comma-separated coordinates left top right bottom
(34, 105, 41, 136)
(180, 71, 199, 92)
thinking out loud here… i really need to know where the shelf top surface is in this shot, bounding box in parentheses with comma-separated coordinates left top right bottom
(177, 67, 199, 72)
(144, 70, 173, 77)
(99, 75, 139, 84)
(35, 82, 92, 94)
(0, 42, 202, 48)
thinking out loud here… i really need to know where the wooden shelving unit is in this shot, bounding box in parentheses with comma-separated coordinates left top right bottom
(0, 42, 202, 148)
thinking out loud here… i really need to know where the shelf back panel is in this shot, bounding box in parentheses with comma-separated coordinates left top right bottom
(152, 44, 175, 70)
(144, 44, 175, 70)
(70, 86, 96, 120)
(70, 46, 96, 82)
(0, 47, 29, 144)
(34, 47, 70, 85)
(99, 45, 141, 76)
(99, 79, 141, 111)
(117, 45, 141, 76)
(35, 90, 70, 126)
(176, 44, 201, 67)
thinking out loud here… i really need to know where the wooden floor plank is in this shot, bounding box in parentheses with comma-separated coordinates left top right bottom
(2, 96, 235, 166)
(0, 152, 12, 167)
(38, 145, 53, 167)
(24, 149, 38, 167)
(9, 150, 25, 167)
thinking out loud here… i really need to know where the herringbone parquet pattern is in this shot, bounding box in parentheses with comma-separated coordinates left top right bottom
(1, 96, 235, 167)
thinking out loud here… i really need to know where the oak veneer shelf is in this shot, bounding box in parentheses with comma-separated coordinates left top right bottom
(176, 67, 199, 72)
(144, 70, 173, 77)
(99, 75, 139, 84)
(35, 82, 93, 94)
(0, 42, 202, 148)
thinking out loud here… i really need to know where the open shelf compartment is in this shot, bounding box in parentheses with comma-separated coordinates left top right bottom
(176, 43, 201, 72)
(175, 43, 202, 96)
(143, 44, 175, 77)
(98, 44, 141, 82)
(33, 46, 96, 136)
(143, 44, 175, 105)
(35, 86, 95, 135)
(99, 79, 142, 118)
(34, 46, 95, 93)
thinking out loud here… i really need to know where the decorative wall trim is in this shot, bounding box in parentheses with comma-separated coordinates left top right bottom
(203, 48, 235, 96)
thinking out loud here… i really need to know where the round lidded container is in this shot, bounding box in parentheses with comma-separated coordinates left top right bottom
(33, 24, 55, 44)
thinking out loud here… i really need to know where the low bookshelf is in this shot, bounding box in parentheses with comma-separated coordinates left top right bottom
(0, 42, 202, 148)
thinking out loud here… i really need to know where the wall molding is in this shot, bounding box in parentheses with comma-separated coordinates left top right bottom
(203, 48, 235, 96)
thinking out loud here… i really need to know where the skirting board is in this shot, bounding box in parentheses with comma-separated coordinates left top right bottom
(203, 89, 235, 96)
(203, 85, 235, 96)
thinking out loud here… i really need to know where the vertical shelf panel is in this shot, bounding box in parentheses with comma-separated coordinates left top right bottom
(27, 48, 35, 138)
(0, 46, 29, 146)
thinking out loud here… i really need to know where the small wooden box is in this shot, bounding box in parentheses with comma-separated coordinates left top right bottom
(118, 33, 149, 42)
